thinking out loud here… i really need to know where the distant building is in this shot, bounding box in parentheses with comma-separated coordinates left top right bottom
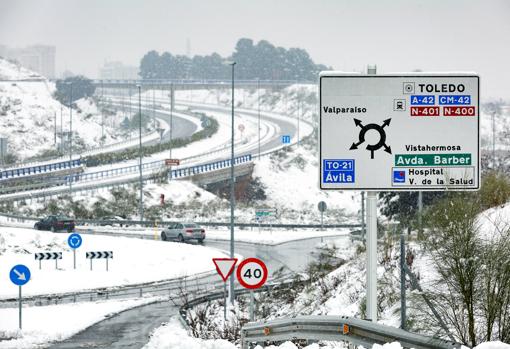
(0, 45, 56, 79)
(99, 61, 139, 80)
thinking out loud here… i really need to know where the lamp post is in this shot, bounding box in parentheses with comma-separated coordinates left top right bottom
(229, 61, 236, 306)
(137, 85, 144, 221)
(68, 82, 73, 197)
(168, 83, 174, 182)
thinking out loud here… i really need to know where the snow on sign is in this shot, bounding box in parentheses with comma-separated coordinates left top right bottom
(319, 73, 480, 191)
(236, 257, 268, 289)
(213, 258, 238, 282)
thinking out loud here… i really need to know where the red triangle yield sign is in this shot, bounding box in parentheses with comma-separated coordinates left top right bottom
(213, 258, 238, 282)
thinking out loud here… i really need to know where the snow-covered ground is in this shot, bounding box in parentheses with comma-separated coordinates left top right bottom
(143, 317, 510, 349)
(0, 58, 136, 161)
(0, 297, 159, 349)
(0, 227, 227, 298)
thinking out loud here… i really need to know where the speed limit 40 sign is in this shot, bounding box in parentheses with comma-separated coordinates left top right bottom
(236, 257, 268, 289)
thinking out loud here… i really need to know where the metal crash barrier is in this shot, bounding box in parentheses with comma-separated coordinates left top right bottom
(241, 316, 461, 349)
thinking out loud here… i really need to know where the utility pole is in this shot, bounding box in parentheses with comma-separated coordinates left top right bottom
(229, 62, 236, 306)
(137, 85, 144, 221)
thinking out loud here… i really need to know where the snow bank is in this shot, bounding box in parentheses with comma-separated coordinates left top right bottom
(0, 298, 157, 349)
(0, 227, 227, 298)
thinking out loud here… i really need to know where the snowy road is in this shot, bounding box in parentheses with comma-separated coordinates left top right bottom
(42, 234, 348, 349)
(47, 301, 176, 349)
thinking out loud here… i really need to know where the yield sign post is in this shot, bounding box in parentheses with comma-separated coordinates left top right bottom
(212, 258, 237, 321)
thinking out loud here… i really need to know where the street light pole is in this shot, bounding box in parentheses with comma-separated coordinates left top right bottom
(168, 83, 174, 182)
(229, 62, 236, 306)
(137, 85, 144, 221)
(257, 79, 261, 159)
(69, 83, 73, 197)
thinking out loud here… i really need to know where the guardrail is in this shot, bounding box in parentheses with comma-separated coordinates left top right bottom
(0, 211, 360, 230)
(241, 316, 462, 349)
(0, 154, 253, 201)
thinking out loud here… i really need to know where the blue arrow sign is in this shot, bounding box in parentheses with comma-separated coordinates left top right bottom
(10, 265, 31, 286)
(68, 233, 82, 249)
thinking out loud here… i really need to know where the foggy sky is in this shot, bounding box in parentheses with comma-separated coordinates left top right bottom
(0, 0, 508, 98)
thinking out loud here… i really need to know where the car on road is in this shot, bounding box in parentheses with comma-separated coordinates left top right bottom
(99, 216, 129, 227)
(34, 215, 75, 233)
(161, 222, 205, 243)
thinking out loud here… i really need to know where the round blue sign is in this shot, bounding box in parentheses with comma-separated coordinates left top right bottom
(10, 264, 31, 286)
(68, 233, 82, 249)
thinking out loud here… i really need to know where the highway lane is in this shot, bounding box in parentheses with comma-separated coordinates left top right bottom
(46, 234, 349, 349)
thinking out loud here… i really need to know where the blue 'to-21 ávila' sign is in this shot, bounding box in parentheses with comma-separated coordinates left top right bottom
(10, 264, 31, 286)
(68, 233, 83, 249)
(323, 159, 355, 183)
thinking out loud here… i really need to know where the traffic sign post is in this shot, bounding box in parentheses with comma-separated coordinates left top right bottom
(319, 69, 480, 323)
(236, 257, 268, 322)
(317, 201, 327, 230)
(68, 233, 82, 270)
(213, 258, 238, 321)
(86, 251, 113, 271)
(10, 264, 31, 329)
(255, 208, 277, 233)
(35, 252, 62, 270)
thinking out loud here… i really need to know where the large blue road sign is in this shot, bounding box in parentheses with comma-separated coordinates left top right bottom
(68, 233, 83, 249)
(10, 265, 31, 286)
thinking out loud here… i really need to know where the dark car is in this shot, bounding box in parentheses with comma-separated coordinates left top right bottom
(161, 222, 205, 243)
(34, 215, 75, 233)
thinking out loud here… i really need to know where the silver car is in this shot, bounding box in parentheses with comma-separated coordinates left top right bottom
(161, 222, 205, 243)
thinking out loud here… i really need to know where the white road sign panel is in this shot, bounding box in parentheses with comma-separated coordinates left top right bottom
(319, 73, 479, 191)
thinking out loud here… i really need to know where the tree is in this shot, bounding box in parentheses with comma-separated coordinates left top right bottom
(138, 38, 331, 81)
(55, 75, 95, 105)
(416, 186, 510, 345)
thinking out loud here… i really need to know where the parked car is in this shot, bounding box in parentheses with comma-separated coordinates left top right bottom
(161, 222, 205, 243)
(34, 215, 75, 233)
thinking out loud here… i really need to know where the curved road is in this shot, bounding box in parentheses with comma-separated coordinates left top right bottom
(47, 234, 349, 349)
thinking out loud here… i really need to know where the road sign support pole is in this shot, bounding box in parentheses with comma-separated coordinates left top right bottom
(417, 191, 423, 236)
(249, 290, 255, 321)
(106, 258, 109, 272)
(361, 191, 366, 244)
(19, 286, 22, 329)
(400, 233, 406, 329)
(366, 191, 377, 322)
(90, 259, 93, 271)
(223, 282, 227, 321)
(73, 249, 76, 270)
(39, 260, 41, 270)
(321, 211, 324, 231)
(55, 259, 58, 270)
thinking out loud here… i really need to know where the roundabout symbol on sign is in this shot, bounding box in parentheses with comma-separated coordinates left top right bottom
(349, 118, 392, 159)
(236, 257, 268, 290)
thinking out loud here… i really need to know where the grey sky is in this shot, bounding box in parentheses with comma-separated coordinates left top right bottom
(0, 0, 508, 98)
